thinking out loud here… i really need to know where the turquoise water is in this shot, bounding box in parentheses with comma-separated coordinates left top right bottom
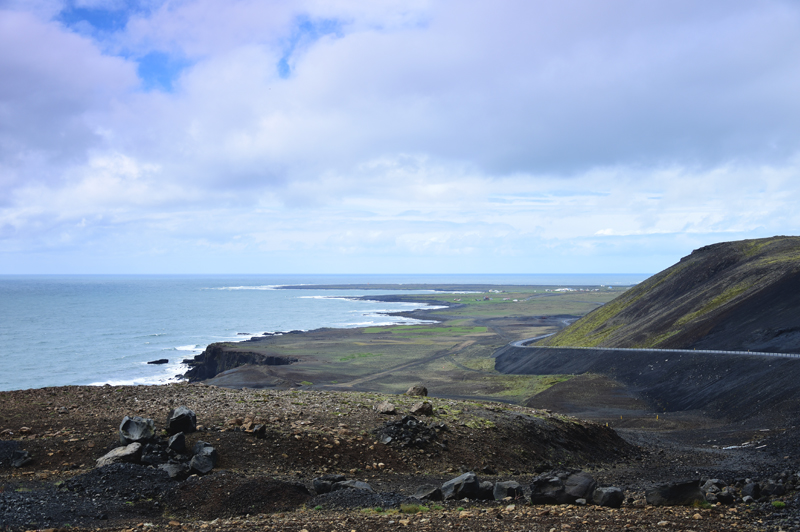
(0, 274, 646, 391)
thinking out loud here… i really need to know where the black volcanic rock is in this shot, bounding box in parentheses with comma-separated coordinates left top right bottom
(183, 344, 298, 382)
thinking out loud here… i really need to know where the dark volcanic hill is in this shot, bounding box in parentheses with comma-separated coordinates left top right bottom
(539, 236, 800, 352)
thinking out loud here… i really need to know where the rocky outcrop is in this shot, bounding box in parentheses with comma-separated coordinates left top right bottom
(183, 344, 298, 382)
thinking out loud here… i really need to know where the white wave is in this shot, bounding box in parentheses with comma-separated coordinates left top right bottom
(298, 295, 355, 300)
(175, 344, 201, 351)
(204, 285, 280, 291)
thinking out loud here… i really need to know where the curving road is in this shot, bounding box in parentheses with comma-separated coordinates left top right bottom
(508, 334, 800, 359)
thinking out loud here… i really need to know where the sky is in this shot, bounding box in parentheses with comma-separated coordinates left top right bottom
(1, 0, 800, 275)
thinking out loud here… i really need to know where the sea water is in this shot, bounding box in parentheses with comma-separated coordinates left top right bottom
(0, 274, 646, 391)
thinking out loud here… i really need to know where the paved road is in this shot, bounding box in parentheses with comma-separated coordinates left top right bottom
(509, 334, 800, 359)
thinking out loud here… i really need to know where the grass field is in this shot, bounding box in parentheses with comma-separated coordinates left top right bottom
(207, 285, 628, 404)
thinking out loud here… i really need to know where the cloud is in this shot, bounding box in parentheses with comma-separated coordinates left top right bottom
(1, 0, 800, 273)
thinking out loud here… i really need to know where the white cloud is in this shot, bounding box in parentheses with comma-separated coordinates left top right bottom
(2, 1, 800, 273)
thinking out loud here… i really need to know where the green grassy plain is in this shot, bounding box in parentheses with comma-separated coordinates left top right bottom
(208, 285, 627, 404)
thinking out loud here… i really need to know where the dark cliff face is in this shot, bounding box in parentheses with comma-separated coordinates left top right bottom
(540, 236, 800, 352)
(184, 344, 298, 382)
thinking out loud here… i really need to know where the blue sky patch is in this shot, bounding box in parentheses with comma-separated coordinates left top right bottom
(56, 0, 154, 34)
(137, 51, 191, 92)
(277, 16, 343, 79)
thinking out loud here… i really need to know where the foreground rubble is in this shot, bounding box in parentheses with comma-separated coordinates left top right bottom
(1, 383, 799, 531)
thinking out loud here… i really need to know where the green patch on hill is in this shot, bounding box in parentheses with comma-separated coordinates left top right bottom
(539, 236, 800, 351)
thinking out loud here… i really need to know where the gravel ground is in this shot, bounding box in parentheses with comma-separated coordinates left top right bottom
(2, 383, 800, 531)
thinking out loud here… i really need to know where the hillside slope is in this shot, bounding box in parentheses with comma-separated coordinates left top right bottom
(539, 236, 800, 352)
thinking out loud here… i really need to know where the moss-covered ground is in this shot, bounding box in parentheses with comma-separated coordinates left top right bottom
(205, 285, 627, 404)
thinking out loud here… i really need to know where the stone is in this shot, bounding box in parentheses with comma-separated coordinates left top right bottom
(410, 402, 434, 416)
(96, 443, 142, 468)
(167, 432, 186, 453)
(564, 472, 597, 502)
(119, 416, 156, 444)
(313, 474, 346, 494)
(593, 487, 625, 508)
(375, 401, 396, 415)
(190, 454, 215, 475)
(147, 359, 169, 365)
(646, 480, 706, 506)
(478, 481, 495, 500)
(442, 472, 480, 500)
(701, 479, 725, 493)
(742, 482, 760, 499)
(530, 475, 566, 505)
(252, 424, 267, 439)
(493, 481, 523, 500)
(716, 488, 735, 505)
(166, 406, 197, 435)
(140, 443, 169, 466)
(189, 441, 218, 474)
(405, 385, 428, 396)
(10, 450, 33, 468)
(332, 480, 375, 492)
(159, 462, 191, 480)
(413, 485, 443, 501)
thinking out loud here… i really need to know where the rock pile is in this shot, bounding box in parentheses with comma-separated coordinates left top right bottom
(411, 470, 624, 507)
(374, 415, 445, 449)
(95, 407, 217, 479)
(648, 474, 798, 506)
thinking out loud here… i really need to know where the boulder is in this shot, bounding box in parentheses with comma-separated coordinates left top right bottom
(119, 416, 156, 444)
(405, 385, 428, 396)
(375, 401, 396, 415)
(313, 474, 346, 494)
(761, 481, 785, 497)
(147, 359, 169, 365)
(410, 401, 434, 416)
(478, 481, 495, 500)
(493, 481, 523, 500)
(167, 432, 186, 454)
(593, 487, 625, 508)
(190, 441, 218, 474)
(332, 480, 375, 492)
(646, 480, 706, 506)
(442, 472, 480, 500)
(716, 488, 735, 505)
(701, 479, 726, 493)
(10, 450, 33, 468)
(166, 406, 197, 435)
(564, 472, 597, 502)
(96, 443, 142, 468)
(413, 485, 443, 501)
(530, 475, 566, 505)
(159, 462, 191, 480)
(742, 482, 761, 499)
(530, 472, 594, 505)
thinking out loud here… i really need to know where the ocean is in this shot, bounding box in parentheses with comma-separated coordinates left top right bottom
(0, 274, 647, 391)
